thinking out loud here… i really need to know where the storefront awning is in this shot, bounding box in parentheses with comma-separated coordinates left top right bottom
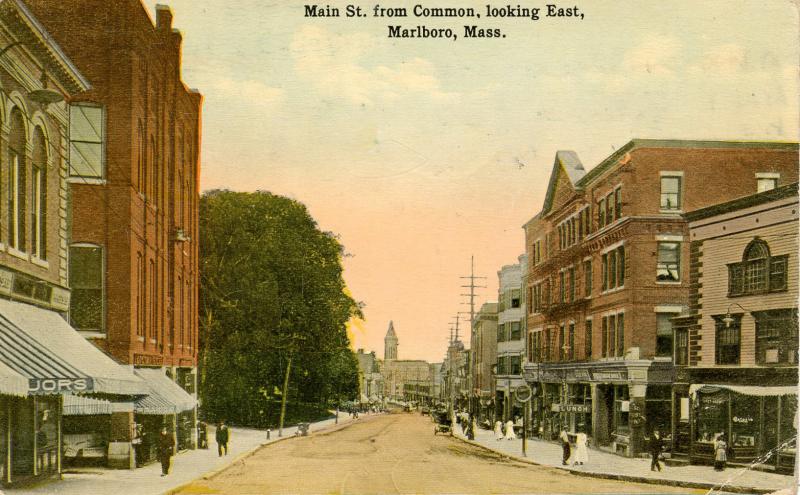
(0, 360, 29, 397)
(690, 384, 798, 398)
(134, 368, 196, 415)
(0, 298, 146, 396)
(63, 394, 113, 415)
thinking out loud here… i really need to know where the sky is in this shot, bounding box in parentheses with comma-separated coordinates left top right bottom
(144, 0, 798, 362)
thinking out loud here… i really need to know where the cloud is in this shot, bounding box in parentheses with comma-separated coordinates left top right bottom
(209, 77, 285, 107)
(290, 25, 457, 105)
(622, 35, 683, 76)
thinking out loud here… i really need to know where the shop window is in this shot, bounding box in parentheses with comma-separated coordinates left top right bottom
(660, 175, 681, 210)
(656, 313, 674, 358)
(674, 328, 688, 365)
(613, 385, 630, 434)
(754, 309, 798, 365)
(728, 239, 787, 296)
(69, 104, 105, 178)
(656, 242, 680, 282)
(69, 244, 104, 331)
(646, 386, 671, 436)
(696, 390, 728, 444)
(731, 394, 759, 449)
(510, 321, 522, 341)
(715, 316, 741, 365)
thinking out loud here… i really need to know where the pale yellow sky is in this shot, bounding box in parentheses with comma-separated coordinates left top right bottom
(145, 0, 798, 361)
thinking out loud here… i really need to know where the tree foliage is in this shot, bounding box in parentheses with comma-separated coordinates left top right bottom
(199, 190, 362, 426)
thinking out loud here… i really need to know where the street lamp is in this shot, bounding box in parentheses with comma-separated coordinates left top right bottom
(722, 303, 749, 328)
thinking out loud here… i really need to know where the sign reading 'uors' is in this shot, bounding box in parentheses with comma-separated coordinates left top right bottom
(29, 378, 94, 394)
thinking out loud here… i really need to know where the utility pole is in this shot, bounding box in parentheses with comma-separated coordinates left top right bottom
(459, 255, 486, 439)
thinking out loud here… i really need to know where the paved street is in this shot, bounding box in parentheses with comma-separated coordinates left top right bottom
(175, 413, 696, 494)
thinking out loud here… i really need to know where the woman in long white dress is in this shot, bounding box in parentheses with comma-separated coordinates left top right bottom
(494, 420, 504, 440)
(573, 432, 589, 465)
(505, 419, 516, 440)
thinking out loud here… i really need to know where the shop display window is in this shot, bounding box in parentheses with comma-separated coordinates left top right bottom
(35, 398, 58, 475)
(695, 390, 728, 443)
(780, 395, 797, 454)
(730, 395, 759, 448)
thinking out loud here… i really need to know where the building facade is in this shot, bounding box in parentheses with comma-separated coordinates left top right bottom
(471, 302, 497, 423)
(672, 183, 798, 471)
(495, 255, 527, 422)
(523, 140, 798, 456)
(25, 0, 202, 464)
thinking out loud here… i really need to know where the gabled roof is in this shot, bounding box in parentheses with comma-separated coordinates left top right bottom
(541, 151, 585, 215)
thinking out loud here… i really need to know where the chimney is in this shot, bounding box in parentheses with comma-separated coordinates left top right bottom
(155, 4, 173, 31)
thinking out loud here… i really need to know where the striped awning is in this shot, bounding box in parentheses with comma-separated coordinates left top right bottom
(63, 394, 113, 415)
(0, 359, 29, 396)
(134, 368, 196, 415)
(0, 298, 146, 396)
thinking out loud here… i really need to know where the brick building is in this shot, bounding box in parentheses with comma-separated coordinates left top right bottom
(522, 140, 798, 457)
(672, 183, 798, 471)
(25, 0, 202, 459)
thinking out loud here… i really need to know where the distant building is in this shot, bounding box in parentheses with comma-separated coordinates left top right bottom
(355, 349, 383, 401)
(672, 183, 798, 471)
(380, 321, 431, 401)
(384, 320, 398, 360)
(523, 139, 798, 456)
(495, 255, 527, 422)
(471, 302, 498, 422)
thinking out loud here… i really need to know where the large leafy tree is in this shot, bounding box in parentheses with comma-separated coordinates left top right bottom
(199, 190, 362, 426)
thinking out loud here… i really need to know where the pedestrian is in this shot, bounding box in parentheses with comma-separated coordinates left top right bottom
(573, 430, 588, 466)
(216, 420, 229, 457)
(649, 430, 664, 472)
(714, 434, 728, 471)
(505, 419, 516, 440)
(559, 429, 571, 465)
(494, 420, 504, 441)
(158, 426, 175, 476)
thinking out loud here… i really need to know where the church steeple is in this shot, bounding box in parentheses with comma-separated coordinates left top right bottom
(384, 321, 398, 361)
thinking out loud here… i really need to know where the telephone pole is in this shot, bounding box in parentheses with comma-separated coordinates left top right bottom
(459, 255, 486, 440)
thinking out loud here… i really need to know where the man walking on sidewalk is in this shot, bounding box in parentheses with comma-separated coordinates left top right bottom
(649, 430, 664, 472)
(158, 427, 175, 477)
(216, 420, 230, 457)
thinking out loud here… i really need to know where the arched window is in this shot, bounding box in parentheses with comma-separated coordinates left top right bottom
(32, 126, 47, 260)
(8, 107, 26, 251)
(728, 238, 788, 296)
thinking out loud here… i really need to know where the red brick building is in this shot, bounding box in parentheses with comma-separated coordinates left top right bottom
(25, 0, 202, 453)
(522, 140, 798, 457)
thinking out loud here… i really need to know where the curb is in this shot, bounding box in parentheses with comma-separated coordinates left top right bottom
(161, 414, 377, 495)
(451, 434, 775, 495)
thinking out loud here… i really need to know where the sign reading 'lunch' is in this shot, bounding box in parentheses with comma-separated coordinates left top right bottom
(29, 378, 94, 394)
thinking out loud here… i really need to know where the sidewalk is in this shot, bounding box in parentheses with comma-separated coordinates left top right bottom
(7, 412, 373, 495)
(453, 424, 794, 494)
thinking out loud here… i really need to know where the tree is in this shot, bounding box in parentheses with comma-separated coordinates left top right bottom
(199, 190, 362, 426)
